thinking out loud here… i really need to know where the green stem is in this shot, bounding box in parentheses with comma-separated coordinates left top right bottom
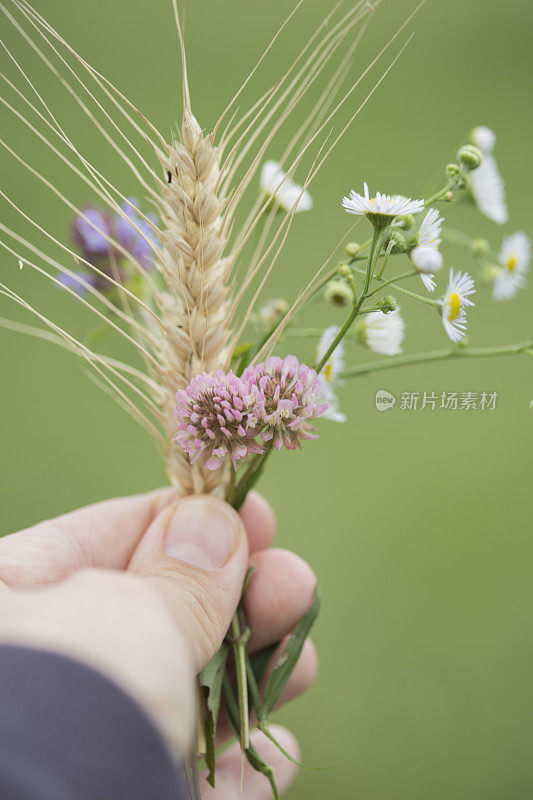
(377, 240, 394, 279)
(367, 269, 418, 297)
(230, 612, 251, 750)
(232, 445, 273, 511)
(352, 265, 439, 307)
(316, 226, 385, 374)
(340, 339, 533, 378)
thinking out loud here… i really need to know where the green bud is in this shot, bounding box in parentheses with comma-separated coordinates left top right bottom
(456, 335, 470, 348)
(337, 263, 352, 278)
(480, 264, 500, 286)
(457, 144, 483, 171)
(443, 191, 454, 202)
(395, 214, 415, 231)
(446, 163, 461, 179)
(386, 229, 406, 253)
(376, 296, 397, 314)
(325, 280, 352, 308)
(470, 238, 490, 257)
(345, 242, 361, 258)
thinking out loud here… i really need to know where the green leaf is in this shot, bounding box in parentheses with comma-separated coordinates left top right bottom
(199, 642, 229, 787)
(259, 583, 321, 720)
(250, 642, 278, 686)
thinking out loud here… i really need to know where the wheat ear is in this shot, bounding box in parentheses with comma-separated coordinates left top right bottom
(155, 110, 232, 496)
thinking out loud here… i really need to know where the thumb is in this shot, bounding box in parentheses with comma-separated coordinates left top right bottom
(128, 495, 249, 672)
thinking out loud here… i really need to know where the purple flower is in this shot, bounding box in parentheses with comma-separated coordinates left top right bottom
(173, 370, 263, 470)
(72, 207, 112, 259)
(113, 197, 159, 269)
(57, 270, 97, 297)
(242, 355, 328, 452)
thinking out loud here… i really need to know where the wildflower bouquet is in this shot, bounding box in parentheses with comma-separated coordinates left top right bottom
(1, 1, 532, 797)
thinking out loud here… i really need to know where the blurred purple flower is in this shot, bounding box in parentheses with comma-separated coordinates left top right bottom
(72, 207, 112, 260)
(113, 197, 160, 269)
(57, 270, 97, 297)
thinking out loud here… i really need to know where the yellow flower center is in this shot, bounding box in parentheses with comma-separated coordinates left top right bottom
(506, 255, 517, 272)
(448, 292, 461, 321)
(324, 362, 332, 383)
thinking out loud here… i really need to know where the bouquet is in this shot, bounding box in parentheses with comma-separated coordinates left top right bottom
(1, 1, 531, 797)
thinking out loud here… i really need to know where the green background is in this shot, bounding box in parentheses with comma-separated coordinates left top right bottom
(1, 1, 532, 798)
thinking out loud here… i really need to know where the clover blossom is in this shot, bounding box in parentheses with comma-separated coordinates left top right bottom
(174, 358, 328, 469)
(174, 370, 263, 470)
(243, 356, 327, 452)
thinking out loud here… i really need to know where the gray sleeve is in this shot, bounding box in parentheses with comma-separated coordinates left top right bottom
(0, 645, 188, 800)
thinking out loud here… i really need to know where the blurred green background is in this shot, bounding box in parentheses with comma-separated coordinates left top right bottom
(1, 0, 532, 798)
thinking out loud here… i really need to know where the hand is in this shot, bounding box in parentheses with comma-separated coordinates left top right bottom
(0, 490, 318, 798)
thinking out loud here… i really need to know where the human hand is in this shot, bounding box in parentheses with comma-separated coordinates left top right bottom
(0, 490, 317, 798)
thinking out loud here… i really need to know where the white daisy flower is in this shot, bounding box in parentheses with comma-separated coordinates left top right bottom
(492, 232, 530, 301)
(317, 326, 346, 422)
(410, 208, 444, 292)
(359, 306, 405, 356)
(260, 160, 312, 213)
(471, 126, 497, 155)
(470, 127, 508, 224)
(417, 207, 443, 249)
(440, 269, 476, 342)
(420, 273, 437, 292)
(342, 182, 424, 226)
(411, 246, 443, 274)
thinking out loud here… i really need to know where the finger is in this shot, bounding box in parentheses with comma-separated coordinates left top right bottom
(244, 548, 317, 652)
(200, 725, 299, 800)
(238, 491, 276, 553)
(128, 495, 249, 672)
(216, 639, 317, 744)
(0, 488, 176, 588)
(0, 489, 269, 590)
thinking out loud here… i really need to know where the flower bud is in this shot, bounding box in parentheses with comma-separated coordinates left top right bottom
(325, 280, 352, 308)
(259, 298, 289, 329)
(376, 296, 397, 314)
(345, 242, 361, 258)
(443, 191, 454, 202)
(395, 214, 415, 231)
(337, 263, 352, 278)
(480, 264, 500, 285)
(457, 145, 483, 171)
(446, 163, 461, 179)
(386, 229, 406, 253)
(410, 245, 443, 274)
(470, 238, 490, 257)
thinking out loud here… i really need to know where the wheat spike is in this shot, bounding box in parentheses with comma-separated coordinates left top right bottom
(154, 111, 232, 495)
